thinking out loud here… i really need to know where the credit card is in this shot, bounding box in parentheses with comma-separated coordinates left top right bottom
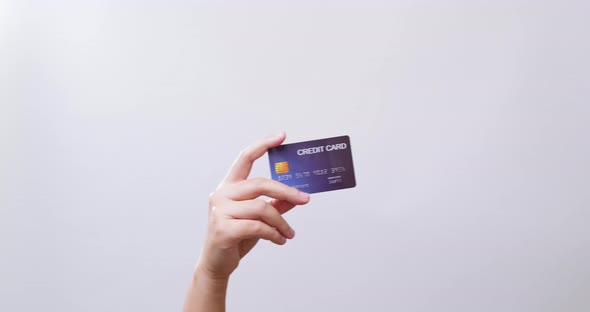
(268, 135, 356, 194)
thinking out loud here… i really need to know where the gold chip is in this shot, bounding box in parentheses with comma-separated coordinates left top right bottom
(274, 161, 289, 174)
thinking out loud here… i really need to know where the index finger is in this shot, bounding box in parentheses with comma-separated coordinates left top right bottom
(223, 132, 286, 183)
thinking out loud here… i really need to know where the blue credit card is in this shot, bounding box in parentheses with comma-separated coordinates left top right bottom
(268, 135, 356, 194)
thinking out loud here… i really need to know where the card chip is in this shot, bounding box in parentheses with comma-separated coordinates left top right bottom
(274, 161, 289, 174)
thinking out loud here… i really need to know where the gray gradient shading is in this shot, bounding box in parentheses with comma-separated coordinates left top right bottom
(1, 1, 589, 311)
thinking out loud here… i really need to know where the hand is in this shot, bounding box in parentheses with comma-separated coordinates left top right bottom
(196, 132, 310, 281)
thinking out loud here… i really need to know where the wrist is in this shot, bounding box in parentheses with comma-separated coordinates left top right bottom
(193, 264, 230, 290)
(183, 264, 229, 312)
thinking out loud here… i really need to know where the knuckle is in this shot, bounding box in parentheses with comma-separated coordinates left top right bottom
(208, 191, 219, 205)
(252, 199, 267, 214)
(251, 177, 265, 187)
(239, 148, 254, 162)
(209, 204, 220, 217)
(249, 178, 269, 192)
(237, 149, 246, 160)
(249, 221, 264, 235)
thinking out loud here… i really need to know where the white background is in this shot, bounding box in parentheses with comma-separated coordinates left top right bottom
(1, 1, 589, 311)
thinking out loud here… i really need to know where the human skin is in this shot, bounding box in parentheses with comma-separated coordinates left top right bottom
(183, 132, 310, 312)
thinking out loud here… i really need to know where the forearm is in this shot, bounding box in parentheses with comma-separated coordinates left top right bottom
(183, 266, 229, 312)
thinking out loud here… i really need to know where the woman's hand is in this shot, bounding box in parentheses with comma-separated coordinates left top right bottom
(184, 132, 310, 312)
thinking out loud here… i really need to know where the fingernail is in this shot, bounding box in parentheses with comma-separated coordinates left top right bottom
(280, 236, 287, 244)
(299, 191, 310, 202)
(287, 228, 296, 238)
(267, 132, 284, 142)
